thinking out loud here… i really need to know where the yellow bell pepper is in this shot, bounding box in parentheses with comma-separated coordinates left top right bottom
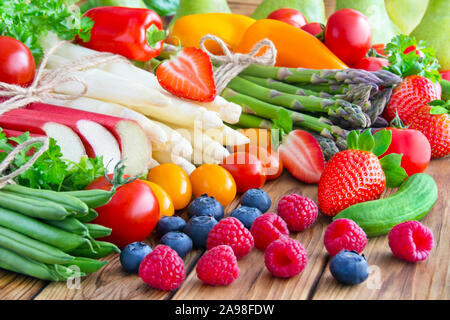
(168, 13, 256, 55)
(234, 19, 348, 69)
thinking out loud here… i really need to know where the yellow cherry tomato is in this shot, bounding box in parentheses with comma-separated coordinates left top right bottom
(147, 163, 192, 210)
(143, 181, 175, 217)
(190, 164, 237, 206)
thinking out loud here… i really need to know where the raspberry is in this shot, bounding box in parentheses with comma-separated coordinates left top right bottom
(138, 245, 185, 291)
(324, 219, 367, 256)
(206, 217, 254, 259)
(388, 221, 434, 262)
(265, 237, 308, 278)
(277, 194, 318, 232)
(250, 213, 289, 250)
(196, 245, 240, 286)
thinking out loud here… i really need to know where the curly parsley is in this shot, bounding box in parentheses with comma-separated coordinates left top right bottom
(0, 0, 93, 61)
(0, 129, 104, 191)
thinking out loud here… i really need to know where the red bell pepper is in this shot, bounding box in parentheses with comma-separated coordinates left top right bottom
(78, 7, 166, 61)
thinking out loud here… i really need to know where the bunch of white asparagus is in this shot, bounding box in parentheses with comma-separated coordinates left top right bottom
(40, 33, 249, 174)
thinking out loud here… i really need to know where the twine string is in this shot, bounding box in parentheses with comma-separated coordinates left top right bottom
(199, 35, 277, 94)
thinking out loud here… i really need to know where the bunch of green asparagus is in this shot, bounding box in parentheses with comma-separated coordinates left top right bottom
(0, 184, 119, 281)
(221, 64, 401, 159)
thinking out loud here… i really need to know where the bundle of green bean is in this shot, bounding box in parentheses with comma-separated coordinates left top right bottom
(0, 184, 119, 281)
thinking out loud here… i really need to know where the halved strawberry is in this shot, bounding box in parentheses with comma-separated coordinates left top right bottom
(156, 47, 216, 102)
(278, 130, 325, 184)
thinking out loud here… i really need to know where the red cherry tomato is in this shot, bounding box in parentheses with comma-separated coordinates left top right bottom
(0, 36, 35, 86)
(267, 8, 307, 29)
(371, 44, 387, 56)
(324, 9, 372, 66)
(378, 128, 431, 176)
(351, 57, 390, 71)
(301, 22, 323, 37)
(86, 176, 160, 248)
(440, 70, 450, 81)
(220, 152, 266, 193)
(404, 45, 425, 58)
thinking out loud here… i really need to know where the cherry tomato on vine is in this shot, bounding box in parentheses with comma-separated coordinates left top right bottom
(86, 176, 160, 248)
(267, 8, 307, 29)
(324, 9, 372, 66)
(147, 163, 192, 210)
(221, 152, 266, 193)
(143, 181, 175, 217)
(0, 36, 35, 86)
(301, 22, 324, 37)
(190, 164, 237, 206)
(352, 57, 390, 71)
(378, 128, 431, 176)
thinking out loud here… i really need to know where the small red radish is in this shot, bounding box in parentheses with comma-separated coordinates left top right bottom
(301, 22, 323, 37)
(0, 117, 86, 162)
(24, 103, 151, 176)
(267, 8, 308, 29)
(1, 109, 121, 172)
(278, 130, 325, 184)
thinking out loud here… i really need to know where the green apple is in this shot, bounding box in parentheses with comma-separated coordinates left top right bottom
(251, 0, 326, 24)
(336, 0, 401, 44)
(170, 0, 231, 27)
(385, 0, 429, 35)
(411, 0, 450, 70)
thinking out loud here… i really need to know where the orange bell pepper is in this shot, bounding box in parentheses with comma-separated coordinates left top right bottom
(234, 19, 348, 69)
(168, 13, 256, 55)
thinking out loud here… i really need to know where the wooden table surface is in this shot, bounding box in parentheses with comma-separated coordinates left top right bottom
(1, 0, 449, 301)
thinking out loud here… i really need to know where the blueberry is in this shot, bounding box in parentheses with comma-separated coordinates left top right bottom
(241, 189, 271, 213)
(160, 231, 193, 258)
(156, 216, 186, 238)
(230, 206, 262, 229)
(184, 215, 218, 248)
(187, 194, 224, 221)
(120, 242, 152, 273)
(329, 250, 370, 285)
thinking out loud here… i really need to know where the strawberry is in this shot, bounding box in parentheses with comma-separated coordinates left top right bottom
(408, 101, 450, 159)
(278, 130, 325, 184)
(318, 130, 407, 217)
(156, 47, 216, 102)
(383, 75, 440, 123)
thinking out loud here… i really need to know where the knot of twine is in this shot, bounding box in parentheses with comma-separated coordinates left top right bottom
(199, 35, 277, 94)
(0, 137, 49, 188)
(0, 41, 130, 116)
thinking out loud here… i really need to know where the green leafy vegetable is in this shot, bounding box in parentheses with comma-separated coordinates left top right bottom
(0, 0, 93, 61)
(383, 35, 441, 82)
(0, 129, 104, 191)
(143, 0, 180, 17)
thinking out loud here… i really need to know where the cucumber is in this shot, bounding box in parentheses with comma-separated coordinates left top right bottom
(334, 173, 438, 237)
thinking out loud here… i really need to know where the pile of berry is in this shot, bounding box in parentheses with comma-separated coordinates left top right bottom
(119, 187, 434, 291)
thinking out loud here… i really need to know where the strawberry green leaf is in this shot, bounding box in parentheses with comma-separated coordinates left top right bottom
(372, 129, 392, 157)
(379, 153, 408, 188)
(346, 130, 360, 150)
(273, 108, 293, 135)
(357, 130, 375, 152)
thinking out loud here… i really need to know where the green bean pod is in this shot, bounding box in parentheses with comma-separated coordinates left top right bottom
(2, 184, 89, 217)
(63, 257, 108, 274)
(62, 189, 114, 209)
(76, 209, 98, 223)
(0, 246, 60, 281)
(0, 207, 89, 252)
(52, 264, 86, 281)
(44, 217, 89, 237)
(84, 223, 112, 238)
(0, 226, 75, 264)
(0, 191, 69, 221)
(69, 240, 120, 259)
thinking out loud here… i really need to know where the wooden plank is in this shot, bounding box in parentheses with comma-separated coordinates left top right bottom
(172, 171, 330, 300)
(312, 157, 450, 300)
(0, 271, 47, 300)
